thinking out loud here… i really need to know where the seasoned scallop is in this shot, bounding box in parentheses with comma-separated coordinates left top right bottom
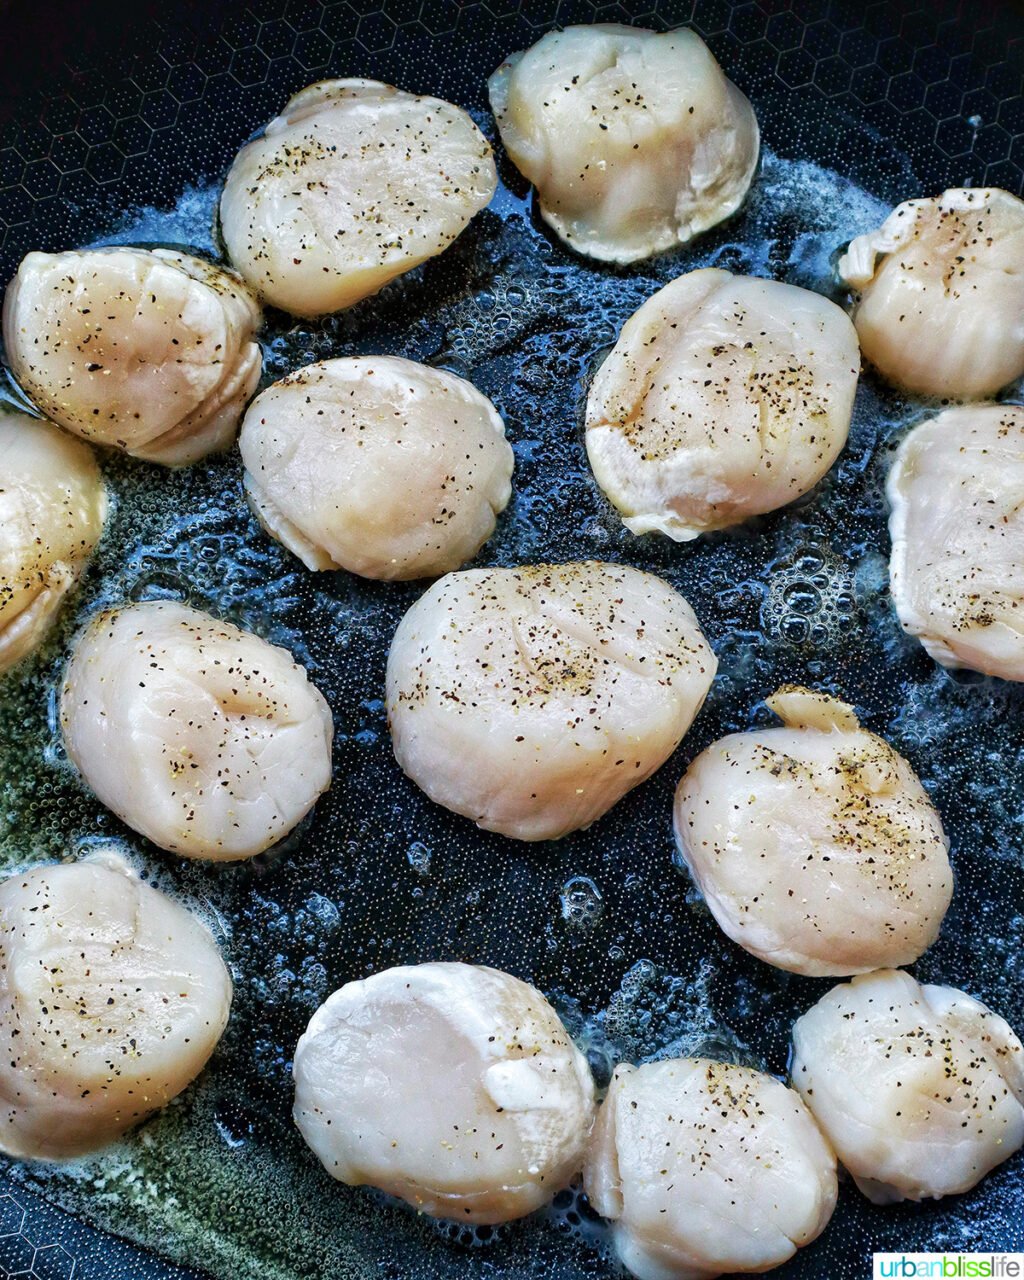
(673, 686, 952, 977)
(791, 969, 1024, 1204)
(3, 247, 262, 467)
(888, 404, 1024, 681)
(838, 187, 1024, 399)
(0, 409, 106, 674)
(386, 561, 717, 842)
(60, 601, 333, 861)
(585, 1059, 837, 1280)
(220, 79, 496, 318)
(488, 25, 758, 264)
(293, 962, 595, 1223)
(240, 356, 513, 580)
(585, 269, 860, 540)
(0, 849, 232, 1160)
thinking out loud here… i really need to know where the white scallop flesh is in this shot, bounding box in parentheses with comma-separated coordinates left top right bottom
(791, 969, 1024, 1204)
(293, 961, 595, 1223)
(585, 269, 860, 540)
(888, 404, 1024, 681)
(0, 409, 106, 675)
(3, 248, 262, 467)
(673, 686, 952, 977)
(837, 187, 1024, 399)
(220, 79, 497, 318)
(488, 25, 758, 264)
(584, 1059, 837, 1280)
(386, 561, 717, 842)
(0, 849, 232, 1160)
(240, 356, 513, 580)
(60, 601, 333, 861)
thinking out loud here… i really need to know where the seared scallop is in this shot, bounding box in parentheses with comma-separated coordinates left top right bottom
(838, 187, 1024, 399)
(386, 561, 716, 841)
(3, 247, 261, 467)
(791, 969, 1024, 1203)
(489, 25, 758, 264)
(585, 269, 859, 540)
(60, 601, 333, 861)
(585, 1059, 837, 1280)
(240, 356, 513, 580)
(0, 409, 106, 674)
(888, 404, 1024, 681)
(220, 79, 496, 317)
(0, 849, 232, 1160)
(293, 962, 595, 1223)
(673, 686, 952, 976)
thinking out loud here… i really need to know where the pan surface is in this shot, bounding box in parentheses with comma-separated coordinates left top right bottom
(0, 0, 1023, 1277)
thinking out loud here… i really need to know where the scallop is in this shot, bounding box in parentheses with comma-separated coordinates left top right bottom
(888, 404, 1024, 681)
(293, 961, 595, 1223)
(837, 187, 1024, 399)
(240, 356, 513, 580)
(791, 969, 1024, 1204)
(386, 561, 717, 842)
(488, 25, 758, 264)
(220, 79, 496, 318)
(0, 409, 106, 675)
(60, 601, 333, 861)
(584, 1058, 837, 1280)
(0, 849, 232, 1160)
(673, 686, 952, 977)
(585, 269, 860, 540)
(3, 247, 262, 467)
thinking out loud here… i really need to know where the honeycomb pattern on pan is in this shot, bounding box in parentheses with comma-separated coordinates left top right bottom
(0, 2, 1022, 1280)
(0, 1194, 75, 1280)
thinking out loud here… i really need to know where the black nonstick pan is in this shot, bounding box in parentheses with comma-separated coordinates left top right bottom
(0, 0, 1023, 1277)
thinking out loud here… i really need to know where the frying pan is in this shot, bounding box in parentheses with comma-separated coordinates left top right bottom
(0, 0, 1022, 1277)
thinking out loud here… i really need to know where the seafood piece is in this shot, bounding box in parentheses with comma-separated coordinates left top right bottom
(489, 25, 758, 263)
(293, 962, 595, 1222)
(60, 601, 333, 861)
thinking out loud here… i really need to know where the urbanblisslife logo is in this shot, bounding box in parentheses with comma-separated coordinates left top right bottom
(874, 1256, 1024, 1278)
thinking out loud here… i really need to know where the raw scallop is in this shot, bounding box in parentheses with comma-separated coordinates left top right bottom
(0, 409, 106, 674)
(489, 25, 758, 263)
(888, 404, 1024, 681)
(240, 356, 513, 579)
(386, 561, 716, 841)
(791, 969, 1024, 1203)
(838, 187, 1024, 399)
(220, 79, 496, 317)
(674, 686, 952, 976)
(585, 269, 859, 539)
(293, 962, 595, 1223)
(3, 247, 261, 466)
(60, 601, 333, 861)
(584, 1058, 837, 1280)
(0, 850, 232, 1160)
